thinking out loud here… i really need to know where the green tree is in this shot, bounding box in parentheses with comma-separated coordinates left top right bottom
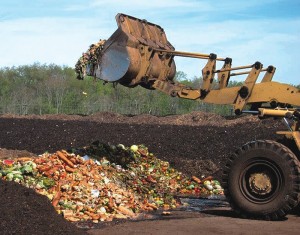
(0, 65, 260, 116)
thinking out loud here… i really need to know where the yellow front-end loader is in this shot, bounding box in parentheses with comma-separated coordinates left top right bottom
(76, 13, 300, 220)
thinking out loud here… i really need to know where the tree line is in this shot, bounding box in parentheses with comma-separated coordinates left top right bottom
(0, 64, 298, 116)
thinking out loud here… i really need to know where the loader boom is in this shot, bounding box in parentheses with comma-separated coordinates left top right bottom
(78, 13, 300, 113)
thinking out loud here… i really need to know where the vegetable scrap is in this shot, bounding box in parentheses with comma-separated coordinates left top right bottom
(75, 39, 106, 80)
(0, 142, 223, 223)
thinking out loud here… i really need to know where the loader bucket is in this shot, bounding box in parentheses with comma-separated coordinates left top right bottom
(95, 13, 176, 87)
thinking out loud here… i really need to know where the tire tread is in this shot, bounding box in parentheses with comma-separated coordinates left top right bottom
(222, 140, 300, 220)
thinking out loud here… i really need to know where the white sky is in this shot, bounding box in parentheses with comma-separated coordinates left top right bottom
(0, 0, 299, 85)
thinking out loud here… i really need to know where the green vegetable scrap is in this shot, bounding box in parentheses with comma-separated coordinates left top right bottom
(0, 159, 55, 188)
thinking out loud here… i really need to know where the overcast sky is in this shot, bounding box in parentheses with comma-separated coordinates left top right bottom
(1, 0, 299, 85)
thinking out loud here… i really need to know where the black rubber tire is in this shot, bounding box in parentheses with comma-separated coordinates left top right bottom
(222, 140, 300, 220)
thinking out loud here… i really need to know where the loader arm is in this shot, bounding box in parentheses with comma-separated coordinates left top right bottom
(78, 13, 300, 110)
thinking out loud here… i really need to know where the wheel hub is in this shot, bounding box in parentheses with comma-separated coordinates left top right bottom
(249, 173, 272, 195)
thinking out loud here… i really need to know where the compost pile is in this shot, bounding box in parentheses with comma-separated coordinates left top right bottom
(0, 111, 284, 234)
(0, 143, 223, 224)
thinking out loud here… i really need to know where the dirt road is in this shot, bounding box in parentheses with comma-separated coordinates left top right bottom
(87, 208, 300, 235)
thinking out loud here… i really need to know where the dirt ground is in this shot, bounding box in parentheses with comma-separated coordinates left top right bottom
(88, 215, 300, 235)
(0, 112, 299, 234)
(87, 210, 300, 235)
(0, 112, 284, 179)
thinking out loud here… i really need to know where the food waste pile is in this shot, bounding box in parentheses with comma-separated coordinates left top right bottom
(0, 142, 223, 223)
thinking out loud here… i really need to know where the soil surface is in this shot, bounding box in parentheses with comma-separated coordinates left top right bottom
(0, 112, 284, 179)
(0, 179, 84, 235)
(0, 112, 298, 234)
